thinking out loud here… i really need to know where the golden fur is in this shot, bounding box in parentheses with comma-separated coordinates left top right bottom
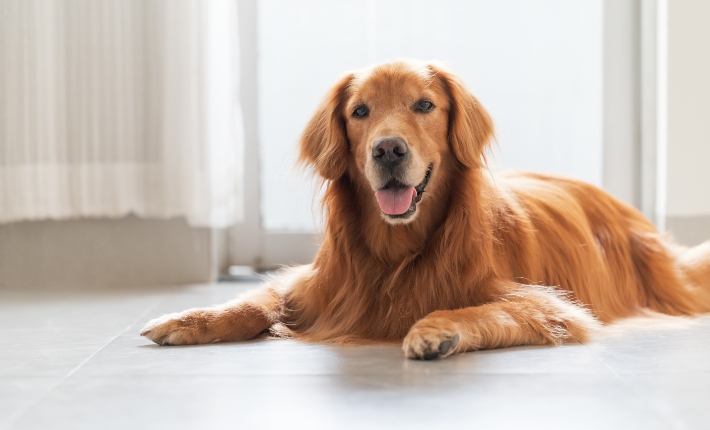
(142, 60, 710, 360)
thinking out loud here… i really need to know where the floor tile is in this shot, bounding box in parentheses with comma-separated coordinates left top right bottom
(9, 374, 667, 430)
(0, 290, 165, 377)
(2, 282, 709, 430)
(587, 316, 710, 375)
(0, 377, 60, 427)
(623, 372, 710, 430)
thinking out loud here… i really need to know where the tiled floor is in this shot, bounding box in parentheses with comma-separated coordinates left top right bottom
(1, 282, 709, 430)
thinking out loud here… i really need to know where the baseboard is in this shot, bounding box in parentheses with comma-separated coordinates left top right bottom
(0, 215, 217, 289)
(666, 215, 710, 247)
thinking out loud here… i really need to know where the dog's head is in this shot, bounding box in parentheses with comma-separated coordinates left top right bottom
(299, 60, 494, 225)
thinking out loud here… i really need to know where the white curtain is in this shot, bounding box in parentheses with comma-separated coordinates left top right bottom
(0, 0, 244, 227)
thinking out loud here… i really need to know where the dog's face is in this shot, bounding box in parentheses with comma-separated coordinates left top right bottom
(344, 66, 447, 223)
(300, 61, 494, 225)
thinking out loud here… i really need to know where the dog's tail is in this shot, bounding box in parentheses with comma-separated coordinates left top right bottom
(676, 240, 710, 311)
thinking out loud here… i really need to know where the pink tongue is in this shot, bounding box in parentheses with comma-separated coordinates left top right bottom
(375, 187, 417, 215)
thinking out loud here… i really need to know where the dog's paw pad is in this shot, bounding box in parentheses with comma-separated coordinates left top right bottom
(438, 335, 459, 355)
(402, 320, 461, 360)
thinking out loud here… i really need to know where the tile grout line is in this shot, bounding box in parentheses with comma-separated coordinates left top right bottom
(0, 299, 164, 430)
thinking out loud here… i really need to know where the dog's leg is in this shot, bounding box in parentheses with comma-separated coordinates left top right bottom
(402, 284, 601, 360)
(140, 265, 310, 345)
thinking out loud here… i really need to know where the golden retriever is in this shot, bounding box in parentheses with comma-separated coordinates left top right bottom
(141, 60, 710, 360)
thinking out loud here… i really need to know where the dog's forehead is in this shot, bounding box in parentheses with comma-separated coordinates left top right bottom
(349, 62, 435, 101)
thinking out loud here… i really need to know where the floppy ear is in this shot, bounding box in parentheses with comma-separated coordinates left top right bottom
(298, 74, 353, 180)
(431, 65, 495, 169)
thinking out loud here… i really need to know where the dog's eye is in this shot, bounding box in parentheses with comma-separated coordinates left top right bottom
(414, 100, 434, 112)
(352, 105, 370, 118)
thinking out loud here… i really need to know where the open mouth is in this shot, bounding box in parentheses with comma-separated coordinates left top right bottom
(374, 164, 433, 219)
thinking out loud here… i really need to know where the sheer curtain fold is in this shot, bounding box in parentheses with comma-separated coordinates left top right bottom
(0, 0, 243, 227)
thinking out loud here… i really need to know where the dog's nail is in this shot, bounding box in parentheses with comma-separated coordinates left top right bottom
(451, 333, 460, 347)
(438, 340, 452, 355)
(422, 351, 439, 360)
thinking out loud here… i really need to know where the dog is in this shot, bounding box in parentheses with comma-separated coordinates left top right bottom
(141, 60, 710, 360)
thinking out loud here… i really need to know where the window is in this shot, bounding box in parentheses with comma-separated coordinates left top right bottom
(233, 0, 641, 267)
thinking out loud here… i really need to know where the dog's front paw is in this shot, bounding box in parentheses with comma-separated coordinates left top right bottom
(402, 317, 462, 360)
(140, 310, 213, 346)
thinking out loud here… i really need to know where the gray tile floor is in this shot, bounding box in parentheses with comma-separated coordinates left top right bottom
(1, 281, 709, 430)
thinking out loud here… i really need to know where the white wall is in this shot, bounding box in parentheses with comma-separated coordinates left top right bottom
(0, 217, 221, 289)
(666, 0, 710, 218)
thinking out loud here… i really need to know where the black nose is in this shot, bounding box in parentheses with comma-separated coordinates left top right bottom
(372, 136, 409, 167)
